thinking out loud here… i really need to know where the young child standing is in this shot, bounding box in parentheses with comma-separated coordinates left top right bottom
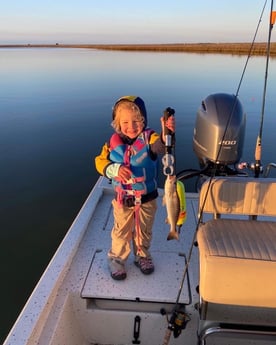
(95, 96, 175, 280)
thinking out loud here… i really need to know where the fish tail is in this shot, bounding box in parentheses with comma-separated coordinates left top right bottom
(167, 229, 179, 241)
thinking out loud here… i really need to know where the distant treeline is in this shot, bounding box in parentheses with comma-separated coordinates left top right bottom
(2, 43, 276, 56)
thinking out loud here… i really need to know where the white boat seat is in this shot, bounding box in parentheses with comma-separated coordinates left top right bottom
(197, 177, 276, 307)
(197, 177, 276, 343)
(198, 218, 276, 307)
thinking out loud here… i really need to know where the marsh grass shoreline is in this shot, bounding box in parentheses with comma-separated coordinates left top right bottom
(1, 42, 276, 56)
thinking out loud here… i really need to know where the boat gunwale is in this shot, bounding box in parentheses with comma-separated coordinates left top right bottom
(3, 178, 106, 344)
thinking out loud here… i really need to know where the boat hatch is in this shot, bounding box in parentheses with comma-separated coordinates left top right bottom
(81, 249, 191, 304)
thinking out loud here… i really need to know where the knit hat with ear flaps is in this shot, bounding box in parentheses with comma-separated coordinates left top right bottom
(112, 95, 148, 128)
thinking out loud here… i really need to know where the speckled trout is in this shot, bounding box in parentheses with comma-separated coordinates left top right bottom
(163, 175, 179, 240)
(163, 175, 187, 241)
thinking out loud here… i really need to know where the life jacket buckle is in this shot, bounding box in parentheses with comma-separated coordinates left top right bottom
(134, 196, 142, 206)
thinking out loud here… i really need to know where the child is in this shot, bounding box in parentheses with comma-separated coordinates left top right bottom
(95, 96, 175, 280)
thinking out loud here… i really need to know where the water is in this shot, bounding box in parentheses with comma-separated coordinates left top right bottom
(1, 48, 276, 342)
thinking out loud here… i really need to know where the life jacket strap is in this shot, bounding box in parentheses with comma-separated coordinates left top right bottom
(114, 186, 144, 255)
(134, 203, 142, 255)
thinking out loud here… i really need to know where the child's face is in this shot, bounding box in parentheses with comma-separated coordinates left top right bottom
(119, 109, 144, 139)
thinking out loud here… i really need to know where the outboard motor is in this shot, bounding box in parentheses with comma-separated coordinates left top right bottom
(193, 93, 246, 176)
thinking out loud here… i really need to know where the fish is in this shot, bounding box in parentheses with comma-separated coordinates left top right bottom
(163, 175, 187, 241)
(163, 175, 180, 240)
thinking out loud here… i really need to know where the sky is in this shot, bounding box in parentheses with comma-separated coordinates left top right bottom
(0, 0, 273, 44)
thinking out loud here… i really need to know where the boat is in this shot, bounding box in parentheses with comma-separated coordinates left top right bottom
(4, 2, 276, 345)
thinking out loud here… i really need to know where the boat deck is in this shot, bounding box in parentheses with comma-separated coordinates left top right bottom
(4, 176, 276, 345)
(80, 178, 197, 306)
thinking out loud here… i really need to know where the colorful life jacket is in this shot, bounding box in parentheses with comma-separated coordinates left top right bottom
(109, 129, 158, 198)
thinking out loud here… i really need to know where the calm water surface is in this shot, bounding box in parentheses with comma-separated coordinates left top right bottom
(1, 48, 276, 341)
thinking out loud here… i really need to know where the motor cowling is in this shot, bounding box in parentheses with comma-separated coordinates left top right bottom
(193, 93, 246, 168)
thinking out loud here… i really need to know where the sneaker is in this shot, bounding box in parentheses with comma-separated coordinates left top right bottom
(109, 258, 127, 281)
(135, 257, 154, 275)
(111, 270, 127, 280)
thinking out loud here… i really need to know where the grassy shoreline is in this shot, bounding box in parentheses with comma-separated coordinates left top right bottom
(1, 42, 276, 56)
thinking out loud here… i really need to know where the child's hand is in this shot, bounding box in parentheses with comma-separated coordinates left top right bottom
(118, 165, 132, 182)
(161, 115, 175, 134)
(161, 116, 175, 142)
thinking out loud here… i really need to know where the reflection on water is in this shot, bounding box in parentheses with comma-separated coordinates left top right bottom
(1, 48, 276, 341)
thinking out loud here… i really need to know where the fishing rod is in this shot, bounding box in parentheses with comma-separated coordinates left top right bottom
(254, 0, 275, 177)
(162, 1, 272, 344)
(162, 106, 202, 342)
(161, 107, 191, 344)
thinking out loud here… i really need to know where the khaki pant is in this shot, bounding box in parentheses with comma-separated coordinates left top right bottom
(108, 198, 157, 263)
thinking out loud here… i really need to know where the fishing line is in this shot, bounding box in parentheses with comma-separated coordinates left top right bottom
(162, 1, 271, 343)
(236, 0, 268, 98)
(211, 0, 268, 176)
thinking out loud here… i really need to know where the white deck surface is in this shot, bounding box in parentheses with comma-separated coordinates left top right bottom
(4, 176, 276, 345)
(80, 177, 198, 306)
(82, 250, 190, 304)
